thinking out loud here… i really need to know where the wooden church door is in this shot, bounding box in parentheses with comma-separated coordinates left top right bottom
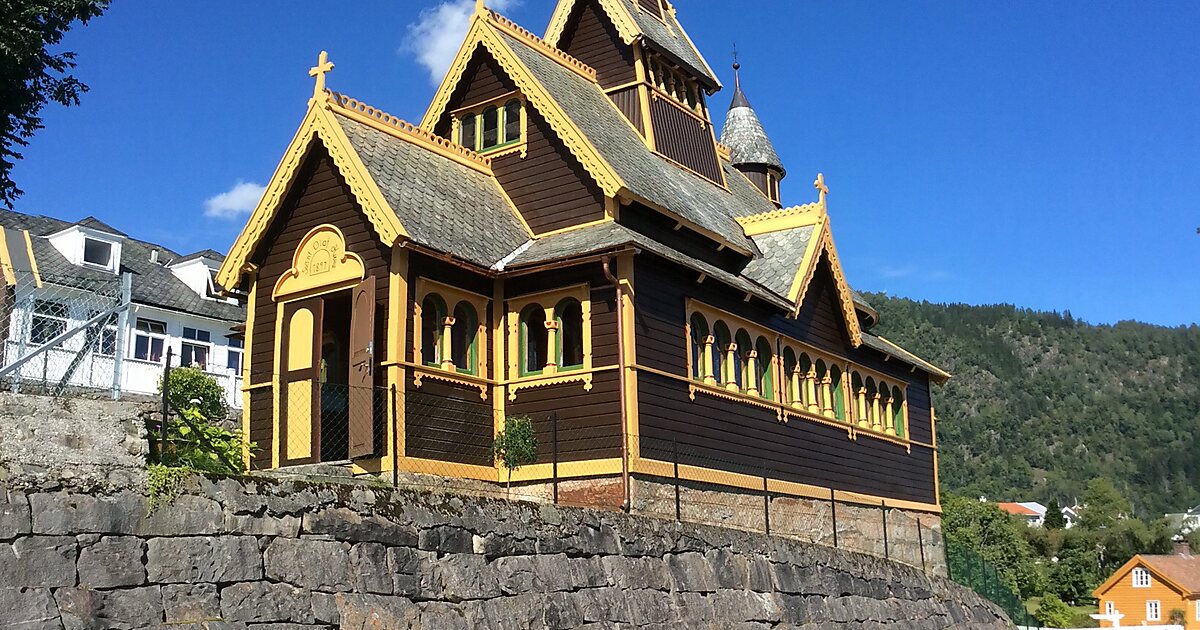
(347, 276, 376, 459)
(280, 297, 323, 466)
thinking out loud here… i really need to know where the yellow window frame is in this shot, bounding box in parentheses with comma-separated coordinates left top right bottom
(506, 283, 592, 383)
(414, 278, 490, 379)
(450, 92, 528, 157)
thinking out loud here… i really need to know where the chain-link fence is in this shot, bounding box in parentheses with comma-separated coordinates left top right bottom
(0, 269, 130, 397)
(946, 542, 1040, 628)
(254, 382, 947, 575)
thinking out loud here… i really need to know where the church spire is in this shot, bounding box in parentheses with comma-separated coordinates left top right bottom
(720, 53, 786, 203)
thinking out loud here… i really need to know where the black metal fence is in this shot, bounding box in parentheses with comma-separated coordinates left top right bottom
(946, 542, 1040, 628)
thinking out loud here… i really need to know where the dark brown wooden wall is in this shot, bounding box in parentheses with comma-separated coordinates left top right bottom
(733, 164, 770, 199)
(558, 0, 636, 89)
(247, 142, 392, 469)
(636, 0, 663, 18)
(618, 200, 749, 272)
(506, 264, 622, 461)
(649, 96, 723, 184)
(632, 253, 937, 504)
(491, 108, 606, 234)
(436, 48, 607, 235)
(608, 85, 644, 136)
(403, 253, 495, 466)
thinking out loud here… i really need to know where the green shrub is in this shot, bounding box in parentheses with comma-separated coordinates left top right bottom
(1034, 593, 1074, 628)
(493, 415, 537, 491)
(160, 366, 227, 422)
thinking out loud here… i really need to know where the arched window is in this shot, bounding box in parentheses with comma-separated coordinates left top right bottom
(830, 365, 846, 421)
(503, 99, 522, 143)
(734, 329, 753, 392)
(712, 321, 731, 386)
(892, 386, 906, 437)
(555, 298, 584, 370)
(755, 337, 774, 400)
(458, 115, 477, 150)
(420, 294, 446, 366)
(481, 106, 500, 150)
(688, 312, 709, 381)
(450, 302, 477, 374)
(782, 347, 798, 405)
(519, 304, 547, 376)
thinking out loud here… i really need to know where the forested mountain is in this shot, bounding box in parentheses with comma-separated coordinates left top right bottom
(865, 294, 1200, 516)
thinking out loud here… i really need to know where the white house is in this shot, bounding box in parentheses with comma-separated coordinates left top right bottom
(0, 210, 245, 410)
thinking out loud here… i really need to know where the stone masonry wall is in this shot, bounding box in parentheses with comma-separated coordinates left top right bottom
(0, 393, 1006, 629)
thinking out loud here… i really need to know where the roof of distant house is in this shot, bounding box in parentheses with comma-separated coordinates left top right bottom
(997, 502, 1041, 517)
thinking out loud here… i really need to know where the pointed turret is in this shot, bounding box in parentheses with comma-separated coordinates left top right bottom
(721, 59, 785, 205)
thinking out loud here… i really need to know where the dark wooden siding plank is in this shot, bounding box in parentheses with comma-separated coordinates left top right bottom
(558, 0, 637, 89)
(648, 96, 723, 184)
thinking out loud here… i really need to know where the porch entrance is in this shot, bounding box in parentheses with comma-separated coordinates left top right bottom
(279, 276, 376, 466)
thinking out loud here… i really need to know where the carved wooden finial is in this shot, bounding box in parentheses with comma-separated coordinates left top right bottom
(475, 0, 486, 15)
(309, 51, 334, 100)
(814, 173, 829, 205)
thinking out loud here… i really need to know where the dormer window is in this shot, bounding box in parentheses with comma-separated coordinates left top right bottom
(453, 95, 525, 155)
(81, 237, 118, 271)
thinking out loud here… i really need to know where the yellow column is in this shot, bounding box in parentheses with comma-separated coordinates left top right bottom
(805, 368, 819, 414)
(542, 319, 559, 375)
(439, 316, 455, 371)
(856, 386, 869, 428)
(702, 336, 716, 385)
(746, 351, 760, 397)
(724, 344, 739, 392)
(789, 366, 803, 409)
(820, 375, 835, 418)
(871, 392, 883, 431)
(884, 397, 896, 434)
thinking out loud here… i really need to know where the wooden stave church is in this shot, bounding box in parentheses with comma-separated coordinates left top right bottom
(216, 0, 950, 516)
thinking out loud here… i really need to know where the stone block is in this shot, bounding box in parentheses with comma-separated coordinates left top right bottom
(0, 587, 60, 629)
(335, 593, 419, 630)
(56, 586, 164, 629)
(77, 535, 145, 588)
(220, 582, 313, 623)
(350, 542, 392, 594)
(163, 583, 221, 623)
(0, 491, 31, 539)
(710, 589, 783, 623)
(223, 511, 300, 538)
(30, 492, 142, 535)
(264, 537, 353, 592)
(146, 536, 262, 583)
(139, 494, 224, 536)
(419, 524, 474, 554)
(600, 555, 671, 591)
(0, 535, 76, 588)
(666, 551, 718, 592)
(301, 507, 417, 546)
(387, 546, 433, 598)
(425, 553, 501, 602)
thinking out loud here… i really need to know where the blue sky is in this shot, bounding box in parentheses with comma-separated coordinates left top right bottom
(10, 1, 1200, 326)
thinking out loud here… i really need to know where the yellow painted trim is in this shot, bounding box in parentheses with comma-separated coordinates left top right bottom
(545, 0, 640, 48)
(449, 91, 529, 158)
(0, 229, 15, 286)
(397, 456, 497, 482)
(217, 101, 408, 290)
(631, 458, 940, 513)
(776, 215, 863, 348)
(532, 217, 614, 239)
(617, 252, 639, 459)
(633, 44, 657, 149)
(271, 224, 366, 301)
(389, 246, 409, 464)
(414, 277, 491, 380)
(419, 14, 625, 200)
(270, 304, 283, 469)
(505, 458, 623, 483)
(21, 231, 40, 288)
(492, 278, 506, 441)
(737, 203, 824, 236)
(241, 279, 256, 468)
(242, 382, 272, 392)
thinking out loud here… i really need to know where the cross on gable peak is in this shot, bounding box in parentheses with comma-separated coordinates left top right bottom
(309, 51, 334, 100)
(814, 173, 829, 205)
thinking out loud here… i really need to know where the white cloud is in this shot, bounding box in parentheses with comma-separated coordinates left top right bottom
(402, 0, 519, 85)
(203, 181, 266, 219)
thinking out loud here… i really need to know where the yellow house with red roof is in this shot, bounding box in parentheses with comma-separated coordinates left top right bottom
(1093, 542, 1199, 626)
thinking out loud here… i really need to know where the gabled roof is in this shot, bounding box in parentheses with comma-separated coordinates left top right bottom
(421, 10, 768, 255)
(997, 502, 1040, 517)
(0, 209, 244, 323)
(218, 91, 531, 287)
(170, 249, 225, 266)
(1094, 553, 1200, 597)
(544, 0, 721, 90)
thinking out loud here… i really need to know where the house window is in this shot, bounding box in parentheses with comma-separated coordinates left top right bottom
(450, 301, 479, 375)
(1132, 567, 1151, 588)
(133, 318, 167, 362)
(30, 300, 68, 345)
(507, 285, 591, 381)
(1104, 601, 1114, 616)
(554, 298, 584, 371)
(1146, 600, 1160, 621)
(519, 304, 548, 376)
(226, 337, 244, 372)
(414, 280, 488, 377)
(454, 95, 524, 154)
(86, 310, 118, 356)
(181, 327, 211, 370)
(83, 238, 113, 268)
